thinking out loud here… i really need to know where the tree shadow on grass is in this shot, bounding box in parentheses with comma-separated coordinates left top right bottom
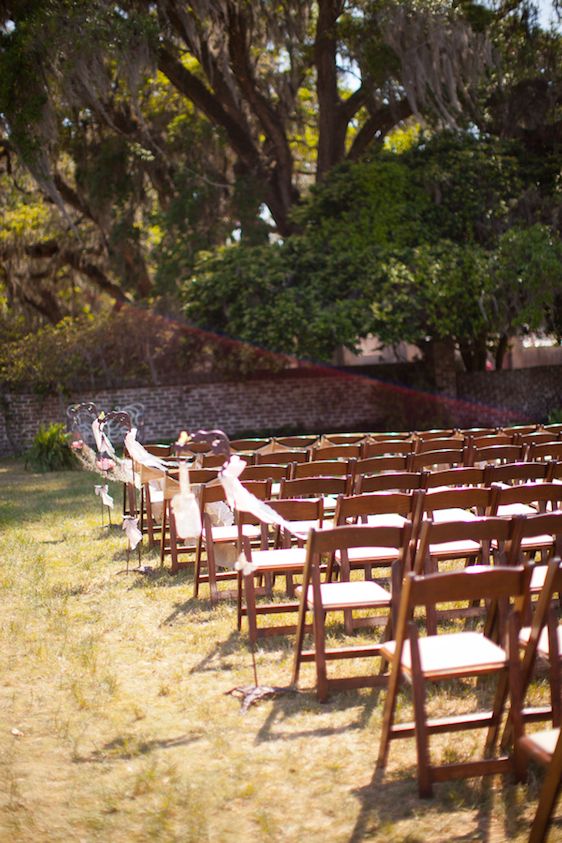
(73, 732, 203, 763)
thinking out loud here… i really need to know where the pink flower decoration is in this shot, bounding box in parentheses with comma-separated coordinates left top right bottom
(95, 456, 116, 472)
(71, 439, 84, 451)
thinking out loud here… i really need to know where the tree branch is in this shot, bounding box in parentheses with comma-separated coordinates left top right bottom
(347, 98, 413, 161)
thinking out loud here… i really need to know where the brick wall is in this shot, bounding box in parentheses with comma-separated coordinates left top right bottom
(1, 364, 560, 456)
(457, 366, 562, 424)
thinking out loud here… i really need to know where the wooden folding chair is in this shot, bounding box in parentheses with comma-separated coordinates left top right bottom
(198, 451, 233, 468)
(194, 478, 271, 602)
(254, 449, 309, 466)
(490, 482, 562, 518)
(332, 490, 419, 581)
(501, 424, 539, 437)
(280, 476, 351, 509)
(237, 497, 324, 642)
(230, 437, 271, 451)
(484, 461, 550, 487)
(407, 447, 467, 472)
(160, 468, 219, 570)
(321, 432, 367, 445)
(309, 443, 362, 461)
(292, 522, 413, 701)
(415, 428, 458, 441)
(422, 466, 486, 489)
(512, 562, 562, 841)
(361, 440, 414, 459)
(413, 515, 518, 634)
(415, 485, 493, 526)
(139, 463, 166, 548)
(519, 727, 562, 843)
(369, 431, 412, 442)
(274, 434, 318, 448)
(511, 556, 562, 731)
(239, 463, 291, 483)
(470, 433, 515, 448)
(354, 455, 409, 481)
(414, 436, 465, 454)
(470, 444, 527, 466)
(357, 471, 424, 494)
(292, 458, 356, 484)
(530, 442, 562, 463)
(517, 431, 561, 448)
(508, 512, 562, 597)
(378, 563, 531, 797)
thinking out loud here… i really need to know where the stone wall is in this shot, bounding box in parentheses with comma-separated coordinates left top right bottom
(1, 364, 560, 456)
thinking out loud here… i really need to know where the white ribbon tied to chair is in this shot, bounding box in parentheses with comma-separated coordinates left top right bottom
(94, 484, 114, 508)
(219, 454, 304, 575)
(124, 428, 169, 471)
(171, 462, 202, 540)
(122, 515, 143, 550)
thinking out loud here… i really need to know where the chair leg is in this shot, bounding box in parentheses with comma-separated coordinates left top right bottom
(378, 654, 403, 769)
(547, 610, 561, 728)
(206, 539, 219, 605)
(193, 538, 203, 597)
(292, 573, 311, 687)
(409, 622, 433, 798)
(169, 511, 179, 574)
(312, 594, 329, 702)
(159, 502, 168, 567)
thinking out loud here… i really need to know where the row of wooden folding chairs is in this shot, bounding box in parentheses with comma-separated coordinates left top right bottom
(291, 520, 562, 807)
(137, 453, 562, 574)
(237, 487, 562, 644)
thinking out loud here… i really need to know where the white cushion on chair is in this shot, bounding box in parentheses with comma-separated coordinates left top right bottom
(305, 580, 391, 609)
(382, 631, 507, 678)
(428, 539, 481, 557)
(432, 508, 477, 523)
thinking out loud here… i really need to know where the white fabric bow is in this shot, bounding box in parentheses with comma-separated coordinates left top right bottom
(124, 428, 169, 470)
(219, 455, 302, 536)
(122, 516, 143, 550)
(171, 462, 202, 539)
(94, 484, 114, 508)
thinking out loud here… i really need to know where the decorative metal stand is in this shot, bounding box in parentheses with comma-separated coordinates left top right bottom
(178, 428, 293, 711)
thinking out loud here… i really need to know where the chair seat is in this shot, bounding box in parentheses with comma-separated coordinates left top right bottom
(519, 624, 562, 659)
(289, 519, 333, 539)
(303, 580, 391, 610)
(428, 539, 482, 557)
(524, 728, 560, 757)
(365, 513, 407, 527)
(335, 546, 400, 564)
(432, 508, 477, 523)
(530, 565, 549, 592)
(497, 503, 537, 516)
(381, 631, 507, 679)
(521, 534, 555, 550)
(249, 547, 307, 572)
(204, 524, 261, 543)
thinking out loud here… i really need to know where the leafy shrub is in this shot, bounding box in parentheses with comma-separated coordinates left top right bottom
(25, 423, 76, 472)
(0, 305, 288, 394)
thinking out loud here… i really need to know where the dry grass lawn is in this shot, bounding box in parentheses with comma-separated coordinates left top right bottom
(0, 460, 560, 842)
